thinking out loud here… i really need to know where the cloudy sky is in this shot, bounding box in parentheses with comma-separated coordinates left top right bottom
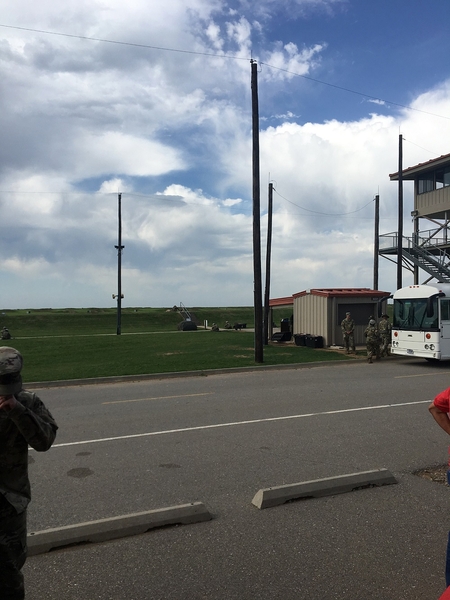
(1, 0, 450, 309)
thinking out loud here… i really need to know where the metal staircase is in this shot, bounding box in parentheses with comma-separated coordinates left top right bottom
(379, 232, 450, 283)
(179, 302, 192, 320)
(406, 242, 450, 282)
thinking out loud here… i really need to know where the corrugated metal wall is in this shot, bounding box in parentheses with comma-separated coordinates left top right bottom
(294, 294, 386, 347)
(294, 294, 328, 342)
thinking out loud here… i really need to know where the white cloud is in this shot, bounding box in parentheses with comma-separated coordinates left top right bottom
(1, 1, 450, 309)
(98, 179, 128, 194)
(72, 132, 186, 178)
(261, 42, 325, 81)
(236, 0, 347, 20)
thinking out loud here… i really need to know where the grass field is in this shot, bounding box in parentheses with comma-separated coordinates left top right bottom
(0, 307, 348, 383)
(0, 307, 259, 336)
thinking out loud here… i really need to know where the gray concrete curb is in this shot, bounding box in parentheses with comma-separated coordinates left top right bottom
(27, 502, 212, 556)
(252, 468, 398, 509)
(26, 358, 369, 389)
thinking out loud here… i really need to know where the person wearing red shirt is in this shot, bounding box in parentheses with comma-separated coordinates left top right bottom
(430, 388, 450, 596)
(429, 388, 450, 435)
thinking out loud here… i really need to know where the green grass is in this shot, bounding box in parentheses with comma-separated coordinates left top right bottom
(0, 307, 346, 382)
(0, 307, 264, 336)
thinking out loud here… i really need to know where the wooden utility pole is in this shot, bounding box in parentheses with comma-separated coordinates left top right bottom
(397, 134, 403, 290)
(373, 194, 379, 290)
(114, 192, 125, 335)
(264, 182, 273, 345)
(251, 60, 263, 363)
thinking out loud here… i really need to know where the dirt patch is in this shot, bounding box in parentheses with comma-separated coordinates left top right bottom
(414, 464, 448, 485)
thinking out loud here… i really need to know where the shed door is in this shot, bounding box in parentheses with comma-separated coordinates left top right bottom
(336, 304, 376, 346)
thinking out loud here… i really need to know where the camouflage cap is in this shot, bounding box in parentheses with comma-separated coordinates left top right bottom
(0, 347, 23, 395)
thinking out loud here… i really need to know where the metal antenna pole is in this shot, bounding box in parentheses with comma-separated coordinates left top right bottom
(397, 134, 403, 290)
(114, 192, 125, 335)
(264, 182, 273, 344)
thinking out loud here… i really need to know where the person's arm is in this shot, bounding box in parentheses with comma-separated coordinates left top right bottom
(429, 402, 450, 435)
(0, 393, 58, 451)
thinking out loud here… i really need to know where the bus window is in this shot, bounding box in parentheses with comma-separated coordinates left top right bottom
(393, 298, 439, 330)
(441, 299, 450, 321)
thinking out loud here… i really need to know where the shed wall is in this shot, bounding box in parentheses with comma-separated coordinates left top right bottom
(293, 294, 329, 343)
(293, 294, 387, 347)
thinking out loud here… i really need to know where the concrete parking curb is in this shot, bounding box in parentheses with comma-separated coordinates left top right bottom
(27, 502, 212, 556)
(252, 468, 398, 509)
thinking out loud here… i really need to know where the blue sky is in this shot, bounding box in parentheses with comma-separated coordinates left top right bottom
(1, 0, 450, 309)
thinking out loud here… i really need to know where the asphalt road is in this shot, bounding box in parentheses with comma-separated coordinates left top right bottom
(22, 358, 450, 599)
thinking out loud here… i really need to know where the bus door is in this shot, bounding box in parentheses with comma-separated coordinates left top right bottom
(440, 299, 450, 356)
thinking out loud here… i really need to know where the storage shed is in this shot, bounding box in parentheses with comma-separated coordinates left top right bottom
(292, 288, 390, 347)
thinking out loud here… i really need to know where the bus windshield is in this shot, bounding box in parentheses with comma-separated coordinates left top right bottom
(393, 297, 439, 330)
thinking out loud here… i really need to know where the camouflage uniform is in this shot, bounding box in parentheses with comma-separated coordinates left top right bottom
(378, 315, 392, 357)
(0, 494, 27, 600)
(341, 315, 355, 353)
(364, 322, 380, 363)
(1, 328, 11, 340)
(0, 348, 58, 599)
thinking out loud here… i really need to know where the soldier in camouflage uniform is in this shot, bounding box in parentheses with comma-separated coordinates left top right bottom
(378, 313, 392, 357)
(364, 319, 380, 363)
(341, 312, 355, 354)
(0, 347, 58, 599)
(2, 327, 12, 340)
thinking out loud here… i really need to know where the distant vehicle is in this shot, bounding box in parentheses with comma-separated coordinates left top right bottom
(391, 283, 450, 361)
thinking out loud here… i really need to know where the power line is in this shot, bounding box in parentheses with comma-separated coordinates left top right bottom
(0, 188, 392, 220)
(402, 138, 440, 156)
(0, 23, 248, 61)
(259, 62, 450, 121)
(1, 23, 449, 122)
(273, 188, 374, 216)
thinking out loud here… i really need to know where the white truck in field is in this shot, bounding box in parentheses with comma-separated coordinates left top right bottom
(391, 283, 450, 360)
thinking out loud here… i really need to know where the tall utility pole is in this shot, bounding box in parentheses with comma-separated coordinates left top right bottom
(373, 194, 379, 290)
(264, 182, 273, 345)
(114, 192, 125, 335)
(413, 212, 419, 284)
(397, 134, 403, 290)
(251, 60, 263, 363)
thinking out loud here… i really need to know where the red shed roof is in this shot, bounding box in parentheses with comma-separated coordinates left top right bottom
(269, 296, 294, 307)
(292, 288, 390, 299)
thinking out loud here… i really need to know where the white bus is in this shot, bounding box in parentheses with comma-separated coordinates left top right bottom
(391, 283, 450, 360)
